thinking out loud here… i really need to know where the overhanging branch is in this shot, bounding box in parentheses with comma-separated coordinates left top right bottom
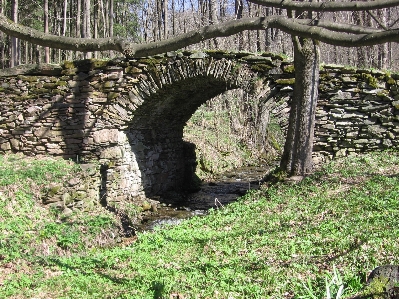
(0, 14, 397, 57)
(248, 0, 399, 12)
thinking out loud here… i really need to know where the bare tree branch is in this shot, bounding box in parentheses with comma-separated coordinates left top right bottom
(270, 17, 399, 47)
(248, 0, 399, 12)
(367, 10, 388, 30)
(0, 14, 397, 58)
(308, 20, 381, 34)
(390, 16, 399, 28)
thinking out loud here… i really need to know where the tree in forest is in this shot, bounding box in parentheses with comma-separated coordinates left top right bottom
(1, 0, 399, 178)
(9, 0, 18, 67)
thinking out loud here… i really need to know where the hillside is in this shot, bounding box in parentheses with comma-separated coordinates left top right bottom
(0, 151, 398, 298)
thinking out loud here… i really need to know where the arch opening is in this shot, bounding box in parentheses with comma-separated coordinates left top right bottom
(125, 76, 241, 198)
(116, 75, 285, 203)
(183, 87, 286, 180)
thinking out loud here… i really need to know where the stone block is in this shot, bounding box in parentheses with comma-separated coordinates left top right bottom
(93, 129, 121, 143)
(10, 138, 19, 149)
(100, 146, 123, 159)
(0, 142, 11, 150)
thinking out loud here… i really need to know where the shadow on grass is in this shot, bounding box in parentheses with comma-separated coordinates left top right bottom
(36, 256, 132, 285)
(151, 281, 165, 299)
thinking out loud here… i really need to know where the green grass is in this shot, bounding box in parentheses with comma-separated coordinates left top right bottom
(1, 151, 399, 298)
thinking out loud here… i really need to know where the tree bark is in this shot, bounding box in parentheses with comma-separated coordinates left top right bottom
(280, 37, 319, 176)
(83, 0, 92, 59)
(378, 8, 388, 69)
(10, 0, 19, 67)
(164, 0, 168, 39)
(44, 0, 49, 63)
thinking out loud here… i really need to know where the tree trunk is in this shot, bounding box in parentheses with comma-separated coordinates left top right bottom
(235, 0, 243, 50)
(280, 37, 320, 176)
(83, 0, 91, 59)
(44, 0, 49, 63)
(164, 0, 168, 39)
(378, 8, 388, 69)
(209, 0, 218, 48)
(62, 0, 68, 60)
(109, 0, 113, 57)
(10, 0, 19, 67)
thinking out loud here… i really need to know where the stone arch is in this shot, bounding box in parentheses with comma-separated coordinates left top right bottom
(101, 57, 268, 202)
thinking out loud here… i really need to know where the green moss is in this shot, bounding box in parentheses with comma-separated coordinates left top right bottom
(31, 88, 49, 94)
(319, 73, 331, 81)
(107, 161, 116, 168)
(0, 87, 5, 92)
(103, 81, 114, 89)
(341, 66, 357, 74)
(138, 58, 162, 66)
(108, 92, 119, 100)
(17, 75, 38, 82)
(385, 75, 396, 85)
(205, 50, 229, 55)
(361, 73, 379, 88)
(275, 78, 295, 85)
(283, 65, 295, 73)
(250, 64, 273, 72)
(61, 68, 77, 75)
(48, 185, 62, 196)
(52, 90, 66, 96)
(377, 90, 389, 97)
(57, 81, 68, 87)
(17, 95, 37, 100)
(63, 61, 75, 69)
(91, 59, 109, 69)
(125, 66, 143, 74)
(361, 276, 389, 299)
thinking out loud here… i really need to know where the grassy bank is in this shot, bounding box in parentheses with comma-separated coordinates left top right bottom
(1, 151, 399, 298)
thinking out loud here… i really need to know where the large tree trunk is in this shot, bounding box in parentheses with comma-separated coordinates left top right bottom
(280, 37, 320, 176)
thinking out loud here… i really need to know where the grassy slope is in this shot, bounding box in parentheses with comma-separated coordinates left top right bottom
(0, 151, 399, 298)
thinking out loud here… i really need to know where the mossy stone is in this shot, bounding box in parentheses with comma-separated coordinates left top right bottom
(63, 61, 75, 69)
(108, 92, 119, 100)
(17, 75, 38, 82)
(91, 59, 109, 69)
(283, 65, 295, 73)
(275, 78, 295, 85)
(251, 64, 273, 72)
(48, 185, 62, 196)
(361, 73, 379, 88)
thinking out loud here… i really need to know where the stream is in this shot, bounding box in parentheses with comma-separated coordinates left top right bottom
(137, 164, 274, 232)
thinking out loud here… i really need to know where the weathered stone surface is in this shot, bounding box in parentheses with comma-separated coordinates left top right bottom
(0, 54, 398, 211)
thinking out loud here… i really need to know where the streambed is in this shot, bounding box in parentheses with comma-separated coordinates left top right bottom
(137, 164, 274, 231)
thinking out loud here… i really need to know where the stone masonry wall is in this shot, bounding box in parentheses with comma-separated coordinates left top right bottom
(0, 51, 283, 209)
(0, 51, 399, 210)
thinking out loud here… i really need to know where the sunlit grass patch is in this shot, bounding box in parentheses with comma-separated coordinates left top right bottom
(1, 151, 399, 298)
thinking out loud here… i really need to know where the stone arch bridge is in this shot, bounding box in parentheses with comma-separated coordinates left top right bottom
(1, 50, 399, 209)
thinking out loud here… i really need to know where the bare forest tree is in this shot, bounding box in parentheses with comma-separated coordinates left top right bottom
(1, 1, 399, 69)
(1, 0, 399, 177)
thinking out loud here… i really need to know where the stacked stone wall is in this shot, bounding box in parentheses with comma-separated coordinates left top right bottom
(0, 51, 398, 210)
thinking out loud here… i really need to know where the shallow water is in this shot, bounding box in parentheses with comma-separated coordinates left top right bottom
(137, 164, 274, 231)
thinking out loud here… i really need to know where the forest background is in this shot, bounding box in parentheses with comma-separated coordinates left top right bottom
(0, 0, 397, 70)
